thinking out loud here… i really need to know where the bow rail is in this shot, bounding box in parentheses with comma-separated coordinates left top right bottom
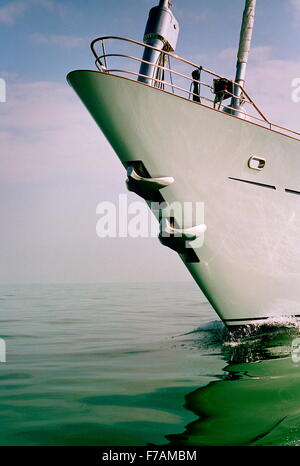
(90, 36, 300, 141)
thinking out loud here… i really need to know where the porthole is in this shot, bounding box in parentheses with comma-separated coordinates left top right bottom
(248, 156, 266, 171)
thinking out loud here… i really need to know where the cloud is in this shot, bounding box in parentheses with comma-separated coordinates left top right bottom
(0, 70, 18, 80)
(0, 0, 55, 25)
(0, 80, 120, 183)
(291, 0, 300, 8)
(215, 44, 300, 131)
(247, 59, 300, 131)
(30, 33, 90, 48)
(219, 46, 273, 63)
(175, 7, 210, 24)
(291, 0, 300, 20)
(0, 1, 27, 24)
(0, 78, 188, 285)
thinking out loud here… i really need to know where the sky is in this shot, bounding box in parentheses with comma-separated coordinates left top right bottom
(0, 0, 299, 284)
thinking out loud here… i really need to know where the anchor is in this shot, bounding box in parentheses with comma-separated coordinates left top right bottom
(126, 166, 174, 201)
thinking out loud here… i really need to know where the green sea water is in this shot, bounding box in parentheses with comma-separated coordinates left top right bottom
(0, 282, 300, 446)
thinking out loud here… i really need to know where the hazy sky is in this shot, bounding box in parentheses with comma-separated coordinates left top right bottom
(0, 0, 299, 283)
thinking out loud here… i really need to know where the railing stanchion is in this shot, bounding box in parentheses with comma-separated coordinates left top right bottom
(101, 39, 108, 71)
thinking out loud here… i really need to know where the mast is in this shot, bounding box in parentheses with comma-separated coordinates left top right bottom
(231, 0, 257, 116)
(138, 0, 179, 85)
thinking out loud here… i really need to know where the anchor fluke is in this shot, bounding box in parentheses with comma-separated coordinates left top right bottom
(159, 217, 206, 259)
(160, 218, 207, 241)
(126, 166, 174, 201)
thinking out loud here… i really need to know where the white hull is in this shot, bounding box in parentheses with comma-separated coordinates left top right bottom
(68, 70, 300, 326)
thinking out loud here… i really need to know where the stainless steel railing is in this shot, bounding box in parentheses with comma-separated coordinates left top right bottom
(90, 36, 300, 141)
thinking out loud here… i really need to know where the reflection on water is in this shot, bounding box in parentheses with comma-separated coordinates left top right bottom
(168, 323, 300, 446)
(1, 283, 300, 446)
